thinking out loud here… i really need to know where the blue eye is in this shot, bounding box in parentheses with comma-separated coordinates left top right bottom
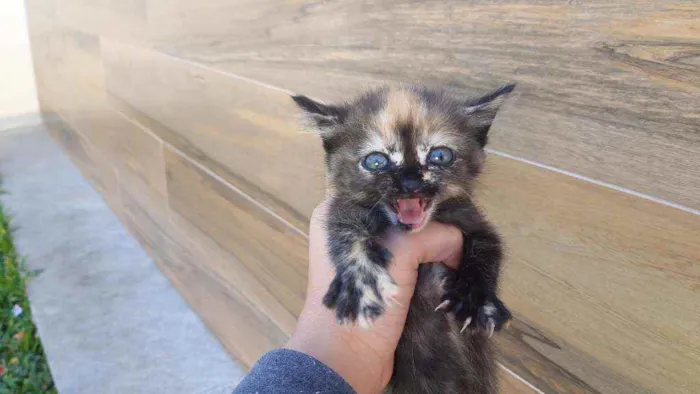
(362, 152, 389, 171)
(428, 147, 454, 166)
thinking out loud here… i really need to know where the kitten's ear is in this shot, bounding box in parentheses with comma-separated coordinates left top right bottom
(462, 84, 516, 147)
(292, 95, 348, 136)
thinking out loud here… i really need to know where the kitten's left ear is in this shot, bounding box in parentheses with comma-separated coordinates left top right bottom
(292, 95, 348, 136)
(463, 84, 516, 147)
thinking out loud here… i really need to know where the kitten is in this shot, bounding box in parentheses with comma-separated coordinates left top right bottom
(293, 84, 515, 394)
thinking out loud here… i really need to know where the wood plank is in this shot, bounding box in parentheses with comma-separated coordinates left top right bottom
(147, 0, 700, 211)
(27, 27, 169, 213)
(49, 85, 169, 224)
(479, 154, 700, 394)
(44, 119, 119, 209)
(102, 39, 324, 232)
(28, 20, 295, 367)
(31, 2, 300, 375)
(100, 113, 299, 361)
(55, 0, 147, 41)
(82, 105, 167, 203)
(163, 146, 309, 320)
(499, 369, 539, 394)
(25, 16, 105, 118)
(117, 185, 288, 368)
(167, 207, 299, 338)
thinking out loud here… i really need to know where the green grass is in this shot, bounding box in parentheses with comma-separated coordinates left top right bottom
(0, 192, 56, 394)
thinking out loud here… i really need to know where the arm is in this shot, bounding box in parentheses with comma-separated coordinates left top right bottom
(233, 349, 356, 394)
(237, 201, 463, 394)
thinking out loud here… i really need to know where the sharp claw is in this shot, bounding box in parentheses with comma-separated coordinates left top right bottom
(460, 317, 472, 333)
(434, 300, 450, 312)
(504, 320, 512, 329)
(487, 320, 495, 338)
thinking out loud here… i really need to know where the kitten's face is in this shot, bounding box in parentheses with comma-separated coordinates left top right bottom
(294, 85, 513, 231)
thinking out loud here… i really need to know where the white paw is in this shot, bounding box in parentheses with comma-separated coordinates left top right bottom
(354, 270, 398, 329)
(377, 270, 400, 304)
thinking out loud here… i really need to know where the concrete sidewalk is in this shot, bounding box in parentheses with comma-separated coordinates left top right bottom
(0, 123, 244, 393)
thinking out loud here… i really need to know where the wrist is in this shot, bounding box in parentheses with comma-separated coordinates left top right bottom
(285, 297, 389, 394)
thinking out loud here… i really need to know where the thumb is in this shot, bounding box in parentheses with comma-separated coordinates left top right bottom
(386, 222, 464, 271)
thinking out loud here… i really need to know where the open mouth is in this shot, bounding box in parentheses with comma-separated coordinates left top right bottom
(392, 198, 432, 230)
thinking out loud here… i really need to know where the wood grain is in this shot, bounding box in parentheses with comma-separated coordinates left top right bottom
(26, 0, 700, 393)
(57, 91, 168, 215)
(117, 186, 288, 367)
(44, 119, 119, 208)
(478, 155, 700, 394)
(147, 0, 700, 211)
(497, 369, 539, 394)
(167, 204, 300, 338)
(102, 39, 324, 232)
(163, 146, 309, 319)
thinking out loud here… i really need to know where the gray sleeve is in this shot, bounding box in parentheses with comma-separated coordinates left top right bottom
(233, 349, 357, 394)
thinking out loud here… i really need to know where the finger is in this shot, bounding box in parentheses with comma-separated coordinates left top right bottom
(310, 199, 331, 233)
(404, 222, 463, 270)
(307, 200, 336, 291)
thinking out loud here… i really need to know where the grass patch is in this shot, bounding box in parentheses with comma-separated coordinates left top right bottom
(0, 192, 56, 393)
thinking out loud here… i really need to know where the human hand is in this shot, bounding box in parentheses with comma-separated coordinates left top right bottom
(286, 200, 464, 394)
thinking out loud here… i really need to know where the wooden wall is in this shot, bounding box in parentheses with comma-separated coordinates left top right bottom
(25, 0, 700, 393)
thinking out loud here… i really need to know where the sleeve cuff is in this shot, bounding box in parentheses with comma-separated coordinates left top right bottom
(233, 348, 356, 394)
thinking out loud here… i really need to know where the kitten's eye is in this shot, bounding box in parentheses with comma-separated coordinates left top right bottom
(362, 152, 389, 171)
(428, 147, 454, 166)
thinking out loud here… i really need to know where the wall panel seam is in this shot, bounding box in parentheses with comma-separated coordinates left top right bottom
(110, 106, 309, 240)
(156, 50, 698, 217)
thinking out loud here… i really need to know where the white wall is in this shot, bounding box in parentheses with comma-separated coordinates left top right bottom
(0, 0, 40, 129)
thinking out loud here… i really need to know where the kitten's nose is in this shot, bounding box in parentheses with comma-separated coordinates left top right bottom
(400, 173, 422, 193)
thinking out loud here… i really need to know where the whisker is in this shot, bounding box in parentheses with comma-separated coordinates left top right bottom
(367, 190, 389, 215)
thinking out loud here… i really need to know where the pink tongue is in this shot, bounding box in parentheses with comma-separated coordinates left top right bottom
(396, 198, 425, 226)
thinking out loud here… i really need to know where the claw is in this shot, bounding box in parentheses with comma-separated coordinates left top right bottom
(434, 300, 451, 312)
(460, 317, 472, 333)
(504, 320, 512, 329)
(487, 320, 495, 338)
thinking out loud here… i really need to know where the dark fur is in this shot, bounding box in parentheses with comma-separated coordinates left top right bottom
(293, 84, 515, 393)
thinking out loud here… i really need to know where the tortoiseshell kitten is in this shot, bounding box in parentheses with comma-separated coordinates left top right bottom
(293, 84, 515, 394)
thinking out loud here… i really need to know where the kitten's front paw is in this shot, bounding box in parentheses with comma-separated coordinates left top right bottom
(323, 269, 399, 328)
(436, 279, 511, 337)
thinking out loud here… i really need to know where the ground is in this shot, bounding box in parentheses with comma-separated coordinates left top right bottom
(0, 186, 56, 394)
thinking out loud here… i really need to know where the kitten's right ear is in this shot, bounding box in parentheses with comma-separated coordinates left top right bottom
(292, 95, 347, 136)
(462, 84, 516, 147)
